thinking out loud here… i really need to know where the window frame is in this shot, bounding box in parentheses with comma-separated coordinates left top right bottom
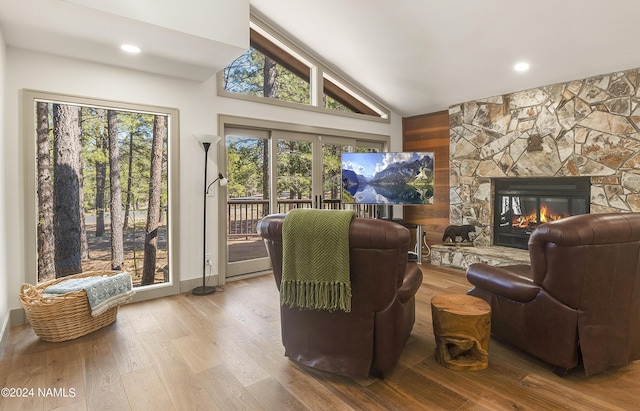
(22, 89, 181, 302)
(216, 114, 389, 280)
(217, 13, 390, 123)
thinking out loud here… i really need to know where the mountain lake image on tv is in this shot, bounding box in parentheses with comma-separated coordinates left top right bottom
(341, 152, 435, 205)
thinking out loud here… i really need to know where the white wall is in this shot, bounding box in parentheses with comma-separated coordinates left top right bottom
(3, 47, 403, 313)
(65, 0, 249, 49)
(0, 27, 9, 347)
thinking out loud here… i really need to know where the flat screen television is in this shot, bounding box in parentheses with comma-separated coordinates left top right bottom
(341, 152, 435, 205)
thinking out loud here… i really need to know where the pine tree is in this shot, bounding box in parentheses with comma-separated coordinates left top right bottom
(142, 115, 165, 285)
(37, 102, 55, 281)
(108, 109, 124, 270)
(53, 104, 83, 277)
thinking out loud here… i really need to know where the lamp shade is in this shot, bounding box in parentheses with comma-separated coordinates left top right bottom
(193, 134, 221, 147)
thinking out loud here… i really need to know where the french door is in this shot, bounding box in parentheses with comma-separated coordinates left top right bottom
(223, 127, 355, 279)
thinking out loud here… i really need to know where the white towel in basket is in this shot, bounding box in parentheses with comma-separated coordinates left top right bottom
(44, 272, 135, 316)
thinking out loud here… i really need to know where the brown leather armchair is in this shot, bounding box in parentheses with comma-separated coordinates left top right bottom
(466, 212, 640, 375)
(257, 214, 423, 378)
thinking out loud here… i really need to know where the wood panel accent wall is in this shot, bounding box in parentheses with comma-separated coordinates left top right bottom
(402, 110, 450, 249)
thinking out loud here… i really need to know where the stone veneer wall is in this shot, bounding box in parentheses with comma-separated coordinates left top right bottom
(448, 67, 640, 246)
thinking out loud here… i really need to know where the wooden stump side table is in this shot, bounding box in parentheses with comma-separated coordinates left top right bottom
(431, 294, 491, 371)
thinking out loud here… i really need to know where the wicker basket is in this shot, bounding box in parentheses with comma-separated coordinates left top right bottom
(20, 268, 124, 343)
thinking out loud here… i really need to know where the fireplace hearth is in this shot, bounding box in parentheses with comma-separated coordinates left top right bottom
(493, 177, 590, 249)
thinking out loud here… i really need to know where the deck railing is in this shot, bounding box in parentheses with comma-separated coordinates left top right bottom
(227, 199, 379, 239)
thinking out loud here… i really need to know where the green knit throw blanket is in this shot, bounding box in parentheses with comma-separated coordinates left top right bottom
(281, 208, 355, 312)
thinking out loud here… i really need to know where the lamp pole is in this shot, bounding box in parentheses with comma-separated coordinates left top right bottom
(192, 141, 216, 295)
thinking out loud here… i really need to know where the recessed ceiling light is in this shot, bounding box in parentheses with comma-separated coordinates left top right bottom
(514, 62, 530, 72)
(121, 44, 141, 54)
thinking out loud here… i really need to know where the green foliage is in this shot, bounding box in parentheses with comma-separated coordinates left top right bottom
(223, 48, 310, 105)
(226, 136, 372, 204)
(322, 143, 345, 200)
(69, 107, 165, 215)
(226, 136, 323, 202)
(325, 95, 353, 113)
(223, 48, 263, 96)
(226, 137, 266, 198)
(118, 112, 156, 208)
(277, 140, 312, 199)
(79, 107, 106, 209)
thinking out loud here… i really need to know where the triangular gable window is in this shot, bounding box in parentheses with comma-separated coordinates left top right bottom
(223, 28, 310, 105)
(323, 73, 387, 117)
(219, 16, 389, 121)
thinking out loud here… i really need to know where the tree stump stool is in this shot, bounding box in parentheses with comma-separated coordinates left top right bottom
(431, 294, 491, 371)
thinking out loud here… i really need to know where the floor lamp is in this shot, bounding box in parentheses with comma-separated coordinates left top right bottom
(193, 134, 227, 296)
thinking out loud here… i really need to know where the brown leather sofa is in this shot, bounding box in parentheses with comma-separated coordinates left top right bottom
(257, 213, 423, 378)
(466, 212, 640, 375)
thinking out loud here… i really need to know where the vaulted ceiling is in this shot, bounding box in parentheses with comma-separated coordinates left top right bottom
(2, 0, 640, 117)
(250, 0, 640, 117)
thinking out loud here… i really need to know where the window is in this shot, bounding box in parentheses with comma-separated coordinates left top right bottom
(223, 26, 311, 105)
(323, 73, 387, 117)
(24, 90, 180, 300)
(219, 17, 389, 121)
(223, 46, 311, 105)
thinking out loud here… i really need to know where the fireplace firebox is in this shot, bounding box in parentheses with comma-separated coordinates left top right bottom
(493, 177, 590, 249)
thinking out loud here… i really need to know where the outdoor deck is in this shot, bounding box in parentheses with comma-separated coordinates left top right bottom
(228, 237, 269, 262)
(226, 199, 379, 263)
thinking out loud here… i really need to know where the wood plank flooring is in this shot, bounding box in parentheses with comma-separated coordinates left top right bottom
(1, 263, 639, 410)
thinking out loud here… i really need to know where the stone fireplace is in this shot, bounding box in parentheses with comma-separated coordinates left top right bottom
(431, 66, 640, 268)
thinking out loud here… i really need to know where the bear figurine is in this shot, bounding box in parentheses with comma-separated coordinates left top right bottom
(442, 224, 475, 243)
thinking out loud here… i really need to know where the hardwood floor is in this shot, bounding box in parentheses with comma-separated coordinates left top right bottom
(1, 263, 639, 410)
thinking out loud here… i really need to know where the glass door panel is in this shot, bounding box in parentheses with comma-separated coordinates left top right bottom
(320, 138, 351, 210)
(224, 128, 271, 278)
(224, 127, 376, 279)
(275, 135, 313, 213)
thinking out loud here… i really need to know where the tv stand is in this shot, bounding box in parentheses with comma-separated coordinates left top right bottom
(381, 218, 424, 263)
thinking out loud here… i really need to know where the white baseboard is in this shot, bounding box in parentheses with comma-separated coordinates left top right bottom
(0, 312, 9, 356)
(10, 307, 26, 326)
(226, 270, 272, 283)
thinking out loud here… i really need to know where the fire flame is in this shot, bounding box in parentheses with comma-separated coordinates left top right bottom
(512, 204, 569, 228)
